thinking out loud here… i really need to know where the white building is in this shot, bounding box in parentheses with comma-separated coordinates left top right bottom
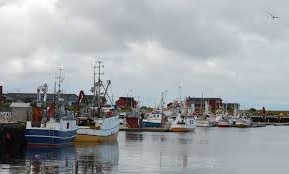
(10, 102, 32, 121)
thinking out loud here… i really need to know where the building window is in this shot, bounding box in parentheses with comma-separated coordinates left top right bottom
(67, 122, 70, 129)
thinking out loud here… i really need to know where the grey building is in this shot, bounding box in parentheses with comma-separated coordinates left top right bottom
(10, 102, 32, 121)
(223, 103, 240, 115)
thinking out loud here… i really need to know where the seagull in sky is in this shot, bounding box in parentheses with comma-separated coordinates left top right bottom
(266, 11, 280, 20)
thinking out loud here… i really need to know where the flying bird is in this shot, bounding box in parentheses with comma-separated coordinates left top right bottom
(266, 11, 280, 20)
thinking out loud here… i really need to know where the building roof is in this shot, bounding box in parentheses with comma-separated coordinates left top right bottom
(4, 93, 78, 103)
(186, 97, 222, 101)
(10, 102, 31, 108)
(223, 102, 240, 104)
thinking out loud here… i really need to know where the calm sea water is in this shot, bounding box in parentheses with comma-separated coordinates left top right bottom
(1, 126, 289, 174)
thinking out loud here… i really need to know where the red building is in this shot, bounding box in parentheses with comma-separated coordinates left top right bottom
(115, 97, 137, 110)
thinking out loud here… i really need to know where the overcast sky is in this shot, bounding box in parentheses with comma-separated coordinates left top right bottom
(1, 0, 289, 109)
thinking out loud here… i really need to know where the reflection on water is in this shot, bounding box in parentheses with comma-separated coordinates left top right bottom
(119, 132, 195, 173)
(125, 132, 144, 141)
(25, 145, 76, 173)
(3, 127, 289, 173)
(75, 143, 119, 174)
(0, 143, 119, 174)
(0, 143, 26, 174)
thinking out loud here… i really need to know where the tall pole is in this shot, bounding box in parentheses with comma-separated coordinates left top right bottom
(201, 92, 204, 116)
(56, 68, 63, 98)
(91, 63, 96, 118)
(55, 67, 64, 115)
(129, 89, 133, 111)
(97, 61, 101, 116)
(53, 79, 56, 104)
(178, 86, 182, 102)
(96, 60, 103, 118)
(93, 63, 96, 104)
(161, 91, 164, 127)
(57, 67, 64, 100)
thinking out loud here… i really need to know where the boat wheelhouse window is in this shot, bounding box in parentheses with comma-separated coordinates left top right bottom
(67, 122, 69, 129)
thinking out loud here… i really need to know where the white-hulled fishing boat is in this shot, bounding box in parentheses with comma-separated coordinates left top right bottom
(195, 100, 215, 127)
(196, 118, 214, 127)
(170, 113, 196, 132)
(235, 116, 252, 128)
(169, 98, 196, 132)
(74, 61, 119, 143)
(217, 117, 231, 127)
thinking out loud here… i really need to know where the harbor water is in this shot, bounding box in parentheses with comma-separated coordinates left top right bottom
(1, 126, 289, 173)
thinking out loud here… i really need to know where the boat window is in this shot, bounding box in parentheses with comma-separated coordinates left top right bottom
(67, 122, 70, 129)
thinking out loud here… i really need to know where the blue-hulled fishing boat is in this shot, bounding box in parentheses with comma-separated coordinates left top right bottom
(143, 92, 166, 128)
(25, 116, 78, 146)
(142, 111, 163, 128)
(25, 69, 78, 146)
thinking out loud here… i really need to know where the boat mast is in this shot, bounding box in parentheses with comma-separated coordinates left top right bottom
(94, 60, 103, 118)
(53, 78, 56, 105)
(160, 91, 164, 126)
(201, 92, 203, 116)
(56, 67, 64, 115)
(178, 85, 182, 102)
(93, 63, 96, 104)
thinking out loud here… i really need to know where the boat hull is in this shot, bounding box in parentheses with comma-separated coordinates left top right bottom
(74, 132, 118, 143)
(235, 119, 252, 128)
(25, 119, 78, 146)
(170, 127, 195, 132)
(217, 125, 230, 128)
(217, 120, 231, 127)
(196, 120, 214, 127)
(25, 129, 77, 146)
(142, 121, 161, 128)
(235, 122, 251, 128)
(75, 116, 119, 143)
(235, 124, 250, 128)
(197, 123, 210, 127)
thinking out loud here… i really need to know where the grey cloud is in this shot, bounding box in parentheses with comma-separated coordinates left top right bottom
(56, 0, 242, 58)
(1, 0, 289, 109)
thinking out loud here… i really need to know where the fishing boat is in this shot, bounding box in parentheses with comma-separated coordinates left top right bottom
(195, 99, 215, 127)
(125, 109, 142, 128)
(74, 61, 119, 143)
(196, 118, 214, 127)
(195, 114, 216, 127)
(217, 118, 231, 127)
(142, 92, 167, 128)
(25, 70, 78, 146)
(170, 113, 196, 132)
(168, 97, 196, 132)
(142, 111, 163, 128)
(235, 117, 252, 128)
